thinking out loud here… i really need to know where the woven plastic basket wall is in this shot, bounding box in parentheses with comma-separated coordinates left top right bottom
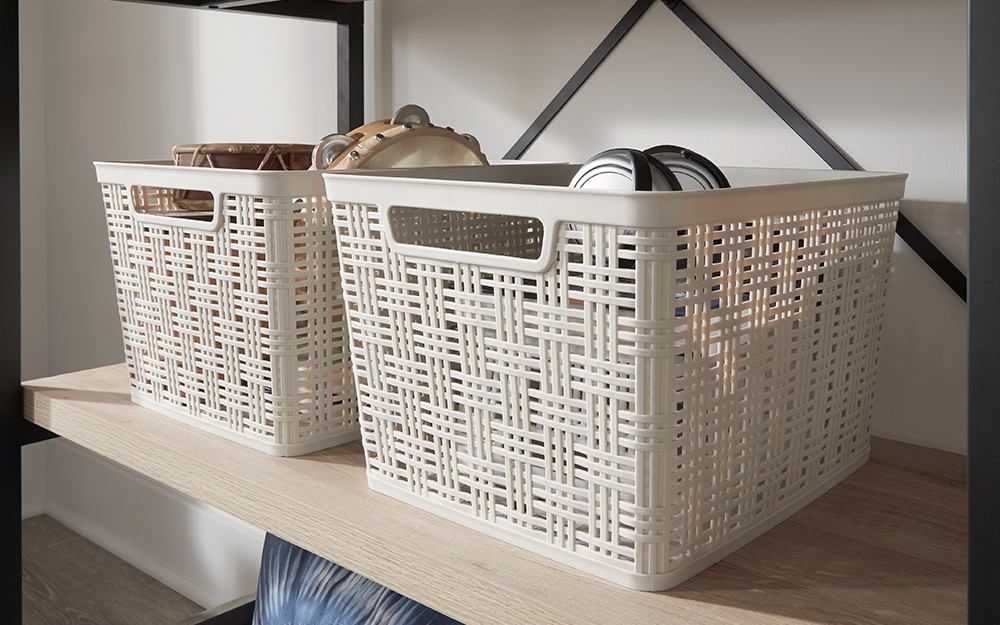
(96, 161, 359, 456)
(323, 164, 906, 590)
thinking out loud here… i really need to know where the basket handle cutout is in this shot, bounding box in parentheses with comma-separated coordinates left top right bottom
(378, 201, 557, 273)
(127, 184, 225, 232)
(387, 205, 545, 262)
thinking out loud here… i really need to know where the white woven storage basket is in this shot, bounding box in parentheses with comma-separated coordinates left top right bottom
(95, 161, 359, 456)
(323, 163, 906, 590)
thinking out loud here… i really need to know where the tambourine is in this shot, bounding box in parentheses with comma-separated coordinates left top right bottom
(171, 143, 314, 211)
(172, 143, 313, 171)
(312, 104, 488, 170)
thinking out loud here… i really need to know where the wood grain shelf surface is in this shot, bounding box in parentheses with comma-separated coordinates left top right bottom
(23, 364, 967, 625)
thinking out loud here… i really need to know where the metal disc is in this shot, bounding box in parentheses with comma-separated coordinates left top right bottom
(312, 134, 356, 169)
(390, 104, 431, 126)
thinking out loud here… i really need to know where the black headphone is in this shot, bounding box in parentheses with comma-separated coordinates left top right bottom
(568, 145, 728, 271)
(570, 145, 728, 192)
(569, 148, 682, 191)
(642, 144, 730, 190)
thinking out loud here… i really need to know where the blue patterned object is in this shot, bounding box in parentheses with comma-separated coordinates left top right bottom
(253, 534, 463, 625)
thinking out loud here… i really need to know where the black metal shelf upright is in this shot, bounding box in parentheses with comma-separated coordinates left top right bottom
(2, 0, 22, 618)
(967, 2, 997, 623)
(2, 0, 363, 621)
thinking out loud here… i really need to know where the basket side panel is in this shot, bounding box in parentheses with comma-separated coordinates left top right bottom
(243, 194, 359, 444)
(336, 201, 660, 575)
(282, 196, 358, 443)
(332, 192, 899, 584)
(102, 183, 149, 391)
(659, 200, 899, 571)
(101, 180, 357, 455)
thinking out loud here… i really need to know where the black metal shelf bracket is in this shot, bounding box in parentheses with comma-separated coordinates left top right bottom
(507, 0, 967, 303)
(664, 0, 858, 171)
(338, 16, 365, 133)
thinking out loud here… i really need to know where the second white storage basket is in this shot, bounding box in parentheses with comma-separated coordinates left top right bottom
(323, 163, 906, 590)
(96, 161, 359, 456)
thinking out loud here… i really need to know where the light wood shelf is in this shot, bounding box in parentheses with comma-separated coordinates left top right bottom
(23, 363, 967, 625)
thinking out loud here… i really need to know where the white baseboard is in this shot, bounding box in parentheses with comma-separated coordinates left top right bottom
(42, 439, 265, 609)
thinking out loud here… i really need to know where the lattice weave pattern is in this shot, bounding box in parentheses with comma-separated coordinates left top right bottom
(102, 183, 358, 455)
(334, 197, 897, 578)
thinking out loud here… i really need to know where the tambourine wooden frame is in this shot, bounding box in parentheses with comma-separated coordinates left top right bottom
(322, 120, 488, 171)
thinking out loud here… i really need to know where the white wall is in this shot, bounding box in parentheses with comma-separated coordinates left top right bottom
(44, 439, 265, 608)
(35, 0, 343, 377)
(21, 442, 48, 519)
(376, 0, 969, 454)
(20, 0, 47, 382)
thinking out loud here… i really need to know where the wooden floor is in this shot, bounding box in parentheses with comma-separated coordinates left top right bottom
(22, 515, 204, 625)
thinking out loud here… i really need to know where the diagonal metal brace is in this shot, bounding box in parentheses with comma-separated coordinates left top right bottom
(504, 0, 654, 160)
(506, 0, 967, 301)
(666, 0, 966, 301)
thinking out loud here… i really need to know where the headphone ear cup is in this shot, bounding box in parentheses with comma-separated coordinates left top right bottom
(570, 148, 682, 191)
(624, 149, 653, 191)
(643, 151, 683, 191)
(570, 148, 680, 272)
(643, 144, 730, 190)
